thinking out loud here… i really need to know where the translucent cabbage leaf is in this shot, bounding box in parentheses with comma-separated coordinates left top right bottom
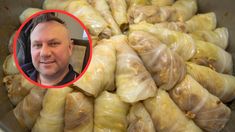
(144, 89, 202, 132)
(128, 30, 186, 90)
(170, 75, 231, 132)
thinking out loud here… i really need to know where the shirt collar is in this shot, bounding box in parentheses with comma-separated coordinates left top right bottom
(21, 63, 78, 86)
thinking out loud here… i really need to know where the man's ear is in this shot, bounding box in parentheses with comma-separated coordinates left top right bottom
(69, 39, 74, 56)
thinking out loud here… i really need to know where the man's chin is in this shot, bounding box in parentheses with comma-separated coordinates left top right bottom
(39, 71, 57, 78)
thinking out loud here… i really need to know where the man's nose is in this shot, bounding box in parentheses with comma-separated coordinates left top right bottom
(40, 44, 51, 58)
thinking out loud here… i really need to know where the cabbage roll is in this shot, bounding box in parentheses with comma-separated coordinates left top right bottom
(91, 36, 99, 48)
(94, 91, 130, 131)
(8, 31, 16, 53)
(66, 0, 112, 39)
(107, 0, 129, 32)
(170, 0, 197, 22)
(64, 92, 93, 132)
(128, 0, 151, 7)
(190, 27, 229, 49)
(128, 31, 186, 90)
(144, 89, 202, 132)
(13, 87, 46, 129)
(42, 0, 57, 9)
(128, 21, 153, 32)
(187, 62, 235, 102)
(154, 22, 187, 32)
(127, 103, 155, 132)
(128, 5, 175, 24)
(129, 22, 196, 60)
(3, 74, 35, 105)
(91, 0, 121, 35)
(190, 40, 233, 74)
(114, 35, 157, 103)
(3, 54, 19, 75)
(186, 12, 217, 33)
(73, 39, 116, 97)
(169, 75, 231, 132)
(150, 0, 174, 6)
(32, 87, 73, 132)
(43, 0, 77, 10)
(127, 0, 150, 23)
(19, 8, 42, 23)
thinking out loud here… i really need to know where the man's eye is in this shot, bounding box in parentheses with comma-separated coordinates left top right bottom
(49, 42, 60, 46)
(33, 44, 42, 48)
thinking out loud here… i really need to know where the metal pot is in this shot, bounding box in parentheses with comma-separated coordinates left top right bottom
(0, 0, 234, 131)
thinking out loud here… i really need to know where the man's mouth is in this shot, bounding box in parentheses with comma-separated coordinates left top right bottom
(40, 61, 55, 64)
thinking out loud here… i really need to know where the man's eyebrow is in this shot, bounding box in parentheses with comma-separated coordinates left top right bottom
(48, 38, 60, 42)
(31, 40, 41, 44)
(32, 39, 60, 43)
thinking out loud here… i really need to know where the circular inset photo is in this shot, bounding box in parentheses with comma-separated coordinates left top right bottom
(13, 10, 92, 88)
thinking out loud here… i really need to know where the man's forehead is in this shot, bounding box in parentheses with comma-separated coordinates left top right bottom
(30, 21, 71, 40)
(33, 21, 68, 31)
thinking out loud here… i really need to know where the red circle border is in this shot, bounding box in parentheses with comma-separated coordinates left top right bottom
(13, 9, 93, 89)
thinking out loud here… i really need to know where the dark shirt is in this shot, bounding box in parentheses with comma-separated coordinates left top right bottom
(21, 63, 79, 86)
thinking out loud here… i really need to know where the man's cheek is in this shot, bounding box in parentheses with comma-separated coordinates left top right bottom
(32, 55, 39, 66)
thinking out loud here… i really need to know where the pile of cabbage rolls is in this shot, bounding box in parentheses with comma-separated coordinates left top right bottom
(3, 0, 235, 132)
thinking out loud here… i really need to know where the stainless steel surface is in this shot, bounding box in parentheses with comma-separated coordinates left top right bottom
(0, 0, 234, 131)
(197, 0, 235, 75)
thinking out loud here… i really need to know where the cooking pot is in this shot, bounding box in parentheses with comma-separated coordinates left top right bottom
(0, 0, 234, 131)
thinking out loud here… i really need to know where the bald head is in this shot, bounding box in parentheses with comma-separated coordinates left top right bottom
(31, 13, 64, 32)
(30, 13, 72, 42)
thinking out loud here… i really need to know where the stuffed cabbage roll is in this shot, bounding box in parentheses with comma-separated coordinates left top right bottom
(154, 22, 187, 32)
(91, 0, 121, 35)
(3, 54, 19, 75)
(32, 87, 73, 132)
(73, 39, 116, 97)
(169, 75, 231, 132)
(129, 22, 196, 60)
(8, 31, 16, 53)
(187, 62, 235, 103)
(91, 36, 99, 48)
(43, 0, 77, 10)
(127, 0, 150, 23)
(186, 12, 217, 33)
(107, 0, 129, 32)
(13, 87, 46, 129)
(42, 0, 57, 9)
(190, 40, 233, 74)
(128, 5, 175, 24)
(19, 8, 42, 23)
(150, 0, 174, 6)
(170, 0, 197, 22)
(144, 89, 202, 132)
(94, 91, 130, 131)
(66, 0, 112, 39)
(128, 0, 151, 7)
(190, 27, 229, 49)
(3, 74, 35, 105)
(64, 92, 93, 132)
(127, 103, 155, 132)
(114, 35, 157, 103)
(128, 31, 186, 90)
(128, 21, 152, 31)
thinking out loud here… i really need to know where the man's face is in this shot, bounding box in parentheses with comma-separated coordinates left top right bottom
(30, 21, 73, 78)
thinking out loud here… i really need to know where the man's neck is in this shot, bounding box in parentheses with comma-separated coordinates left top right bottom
(38, 67, 69, 86)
